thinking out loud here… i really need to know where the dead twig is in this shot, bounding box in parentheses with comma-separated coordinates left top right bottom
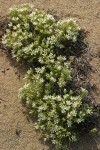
(90, 63, 100, 76)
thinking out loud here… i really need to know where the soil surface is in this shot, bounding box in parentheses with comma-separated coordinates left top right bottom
(0, 0, 100, 150)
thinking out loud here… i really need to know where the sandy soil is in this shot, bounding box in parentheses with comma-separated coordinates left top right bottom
(0, 0, 100, 150)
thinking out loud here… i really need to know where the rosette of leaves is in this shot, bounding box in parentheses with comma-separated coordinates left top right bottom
(55, 19, 80, 43)
(8, 4, 33, 25)
(30, 9, 55, 38)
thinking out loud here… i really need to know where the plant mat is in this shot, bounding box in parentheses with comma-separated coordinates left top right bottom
(0, 9, 100, 149)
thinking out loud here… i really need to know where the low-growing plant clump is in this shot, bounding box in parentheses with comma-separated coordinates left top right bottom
(2, 4, 95, 149)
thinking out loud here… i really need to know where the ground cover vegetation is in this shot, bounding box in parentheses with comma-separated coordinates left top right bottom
(2, 4, 99, 150)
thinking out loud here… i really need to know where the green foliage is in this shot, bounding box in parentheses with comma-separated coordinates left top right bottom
(2, 4, 80, 63)
(55, 19, 80, 42)
(2, 4, 93, 150)
(19, 67, 92, 150)
(8, 4, 33, 24)
(89, 128, 98, 135)
(30, 9, 55, 37)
